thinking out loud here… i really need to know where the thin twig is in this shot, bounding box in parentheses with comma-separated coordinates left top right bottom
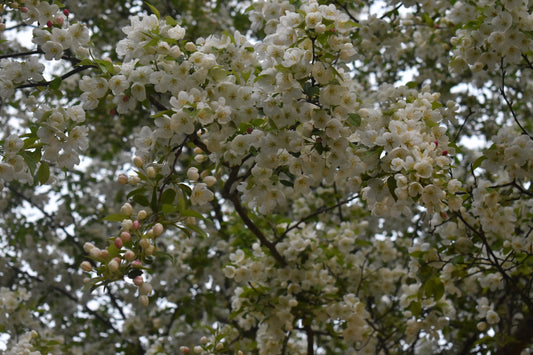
(500, 58, 533, 140)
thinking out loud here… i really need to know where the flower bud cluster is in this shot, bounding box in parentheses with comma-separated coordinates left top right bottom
(81, 210, 164, 305)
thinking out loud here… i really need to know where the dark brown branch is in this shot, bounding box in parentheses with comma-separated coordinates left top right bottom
(500, 58, 533, 140)
(0, 50, 41, 59)
(454, 211, 533, 310)
(227, 191, 286, 266)
(16, 64, 96, 89)
(278, 193, 359, 242)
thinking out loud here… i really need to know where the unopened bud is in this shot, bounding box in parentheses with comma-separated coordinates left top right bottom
(153, 223, 164, 237)
(120, 231, 131, 242)
(185, 42, 196, 51)
(194, 154, 207, 163)
(215, 343, 223, 351)
(132, 220, 140, 230)
(63, 9, 70, 16)
(203, 176, 216, 187)
(100, 249, 109, 259)
(89, 247, 101, 258)
(114, 237, 123, 249)
(124, 250, 135, 261)
(55, 16, 64, 25)
(118, 174, 128, 184)
(179, 346, 190, 354)
(145, 245, 155, 256)
(21, 6, 29, 13)
(80, 261, 92, 272)
(133, 157, 144, 168)
(137, 210, 147, 220)
(83, 242, 95, 252)
(187, 167, 199, 180)
(121, 202, 133, 216)
(139, 282, 153, 295)
(193, 346, 202, 354)
(108, 259, 119, 272)
(139, 295, 149, 307)
(132, 260, 143, 268)
(128, 175, 140, 185)
(133, 275, 144, 286)
(146, 166, 156, 178)
(122, 219, 133, 230)
(200, 336, 208, 345)
(139, 238, 150, 250)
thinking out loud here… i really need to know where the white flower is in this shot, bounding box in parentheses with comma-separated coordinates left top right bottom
(4, 134, 24, 153)
(42, 41, 64, 60)
(190, 183, 214, 205)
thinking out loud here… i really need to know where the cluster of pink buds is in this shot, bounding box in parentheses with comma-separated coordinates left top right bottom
(80, 200, 164, 306)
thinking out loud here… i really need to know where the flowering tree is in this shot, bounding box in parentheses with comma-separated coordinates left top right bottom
(1, 0, 532, 353)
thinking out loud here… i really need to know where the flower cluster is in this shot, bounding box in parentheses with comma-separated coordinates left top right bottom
(449, 0, 533, 73)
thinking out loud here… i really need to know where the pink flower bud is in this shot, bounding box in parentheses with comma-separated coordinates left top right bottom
(118, 174, 128, 184)
(55, 16, 64, 25)
(132, 220, 140, 230)
(114, 237, 123, 249)
(124, 250, 135, 261)
(133, 275, 144, 286)
(46, 20, 53, 28)
(132, 260, 142, 268)
(180, 346, 190, 354)
(442, 150, 448, 156)
(21, 7, 29, 13)
(63, 9, 70, 16)
(100, 250, 109, 259)
(122, 95, 130, 102)
(120, 231, 131, 242)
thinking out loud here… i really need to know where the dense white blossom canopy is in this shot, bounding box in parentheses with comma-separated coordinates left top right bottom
(0, 0, 532, 354)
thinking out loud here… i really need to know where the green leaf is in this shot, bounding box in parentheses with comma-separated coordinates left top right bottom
(19, 151, 38, 175)
(160, 188, 176, 205)
(144, 2, 161, 20)
(35, 161, 50, 185)
(406, 81, 418, 89)
(410, 301, 422, 317)
(104, 213, 128, 222)
(387, 175, 398, 201)
(472, 155, 487, 170)
(133, 194, 150, 207)
(165, 15, 178, 26)
(347, 113, 361, 127)
(431, 101, 443, 110)
(49, 76, 62, 90)
(181, 209, 204, 219)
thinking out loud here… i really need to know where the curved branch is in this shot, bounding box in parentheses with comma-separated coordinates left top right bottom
(16, 64, 96, 89)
